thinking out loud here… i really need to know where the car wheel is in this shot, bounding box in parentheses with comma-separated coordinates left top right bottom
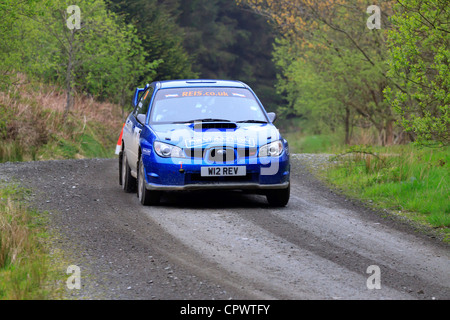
(121, 150, 136, 193)
(266, 183, 290, 207)
(138, 157, 161, 206)
(118, 150, 123, 186)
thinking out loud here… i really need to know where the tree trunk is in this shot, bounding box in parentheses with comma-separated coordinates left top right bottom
(385, 119, 394, 146)
(64, 64, 72, 121)
(344, 106, 351, 145)
(120, 87, 126, 120)
(63, 30, 75, 122)
(377, 124, 385, 146)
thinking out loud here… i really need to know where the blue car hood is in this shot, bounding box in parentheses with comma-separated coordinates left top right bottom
(151, 123, 281, 149)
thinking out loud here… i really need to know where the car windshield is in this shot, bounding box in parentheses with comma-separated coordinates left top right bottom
(149, 88, 268, 124)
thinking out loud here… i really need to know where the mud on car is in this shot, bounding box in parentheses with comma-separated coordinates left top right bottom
(118, 80, 290, 206)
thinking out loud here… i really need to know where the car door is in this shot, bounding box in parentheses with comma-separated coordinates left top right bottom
(123, 100, 139, 166)
(129, 86, 154, 172)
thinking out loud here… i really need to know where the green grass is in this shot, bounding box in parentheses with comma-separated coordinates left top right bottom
(323, 144, 450, 240)
(284, 129, 449, 238)
(284, 131, 344, 154)
(0, 142, 26, 163)
(36, 127, 114, 161)
(80, 126, 114, 159)
(0, 115, 116, 163)
(0, 184, 63, 299)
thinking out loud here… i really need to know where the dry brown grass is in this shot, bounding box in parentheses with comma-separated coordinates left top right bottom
(349, 127, 380, 146)
(3, 77, 123, 132)
(0, 187, 59, 300)
(0, 198, 30, 268)
(0, 75, 124, 161)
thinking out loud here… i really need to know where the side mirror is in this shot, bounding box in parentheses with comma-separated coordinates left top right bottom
(133, 88, 145, 107)
(137, 114, 146, 125)
(267, 112, 277, 123)
(132, 83, 150, 107)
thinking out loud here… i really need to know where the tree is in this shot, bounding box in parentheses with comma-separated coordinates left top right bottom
(21, 0, 154, 120)
(238, 0, 400, 145)
(0, 0, 46, 88)
(384, 0, 449, 146)
(178, 0, 281, 108)
(109, 0, 281, 107)
(108, 0, 197, 81)
(273, 38, 345, 136)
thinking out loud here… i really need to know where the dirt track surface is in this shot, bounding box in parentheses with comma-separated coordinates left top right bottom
(1, 156, 449, 300)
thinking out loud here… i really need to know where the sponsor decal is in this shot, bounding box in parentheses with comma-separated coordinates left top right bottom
(184, 136, 256, 148)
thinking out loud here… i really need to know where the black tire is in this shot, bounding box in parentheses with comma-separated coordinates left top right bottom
(266, 183, 290, 207)
(118, 151, 123, 186)
(137, 157, 161, 206)
(121, 150, 136, 193)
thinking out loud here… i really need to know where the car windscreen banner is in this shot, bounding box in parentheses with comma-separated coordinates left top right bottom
(155, 88, 251, 101)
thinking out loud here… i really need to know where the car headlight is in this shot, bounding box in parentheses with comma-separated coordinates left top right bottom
(258, 140, 284, 157)
(154, 141, 186, 158)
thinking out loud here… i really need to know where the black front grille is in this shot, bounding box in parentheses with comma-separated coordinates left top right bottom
(237, 147, 257, 158)
(207, 147, 235, 163)
(184, 148, 205, 159)
(184, 147, 257, 161)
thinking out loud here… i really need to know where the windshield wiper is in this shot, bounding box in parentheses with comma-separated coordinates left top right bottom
(236, 120, 268, 124)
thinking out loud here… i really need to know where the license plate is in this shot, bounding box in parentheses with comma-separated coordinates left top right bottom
(201, 166, 246, 177)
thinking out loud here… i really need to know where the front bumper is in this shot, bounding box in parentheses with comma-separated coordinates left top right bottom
(145, 181, 289, 191)
(142, 152, 290, 192)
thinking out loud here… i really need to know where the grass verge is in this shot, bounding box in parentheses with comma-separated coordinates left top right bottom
(284, 130, 449, 241)
(0, 184, 63, 299)
(319, 144, 449, 241)
(283, 131, 344, 154)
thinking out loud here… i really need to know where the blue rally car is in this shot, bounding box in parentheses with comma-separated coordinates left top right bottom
(119, 80, 290, 206)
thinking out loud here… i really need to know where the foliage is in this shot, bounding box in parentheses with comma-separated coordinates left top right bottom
(0, 0, 46, 88)
(0, 0, 158, 121)
(1, 0, 281, 112)
(177, 0, 281, 107)
(108, 0, 197, 81)
(238, 0, 400, 146)
(273, 38, 345, 135)
(108, 0, 281, 108)
(384, 0, 450, 147)
(26, 0, 154, 107)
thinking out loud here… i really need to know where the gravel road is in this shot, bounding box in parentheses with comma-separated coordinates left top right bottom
(0, 155, 448, 300)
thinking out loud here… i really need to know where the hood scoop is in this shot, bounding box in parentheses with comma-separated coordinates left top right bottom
(193, 122, 237, 130)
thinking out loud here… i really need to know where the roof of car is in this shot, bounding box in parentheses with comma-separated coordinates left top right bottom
(157, 79, 248, 89)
